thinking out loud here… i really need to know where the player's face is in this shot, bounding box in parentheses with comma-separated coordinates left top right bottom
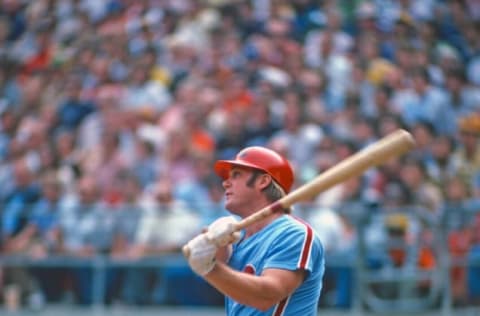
(222, 167, 257, 216)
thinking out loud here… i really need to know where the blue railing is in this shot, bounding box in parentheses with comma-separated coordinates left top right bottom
(1, 203, 480, 314)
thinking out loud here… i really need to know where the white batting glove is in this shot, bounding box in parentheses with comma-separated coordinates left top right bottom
(186, 234, 218, 276)
(206, 216, 241, 247)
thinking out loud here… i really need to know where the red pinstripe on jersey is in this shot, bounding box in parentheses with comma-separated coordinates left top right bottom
(293, 216, 314, 269)
(272, 296, 290, 316)
(270, 216, 314, 315)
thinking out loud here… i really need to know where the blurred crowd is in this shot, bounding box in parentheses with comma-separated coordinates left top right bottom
(1, 0, 480, 311)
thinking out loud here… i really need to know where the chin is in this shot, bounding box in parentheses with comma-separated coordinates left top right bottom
(224, 203, 240, 216)
(224, 201, 233, 211)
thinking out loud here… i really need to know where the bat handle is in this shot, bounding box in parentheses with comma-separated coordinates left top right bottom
(182, 224, 241, 259)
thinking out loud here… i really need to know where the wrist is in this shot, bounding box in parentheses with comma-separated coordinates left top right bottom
(205, 259, 226, 279)
(203, 259, 217, 276)
(194, 257, 216, 276)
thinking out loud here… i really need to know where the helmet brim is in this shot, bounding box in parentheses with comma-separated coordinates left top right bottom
(214, 160, 265, 180)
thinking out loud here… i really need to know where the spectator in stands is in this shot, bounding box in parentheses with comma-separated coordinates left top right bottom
(444, 68, 480, 125)
(424, 135, 457, 187)
(443, 175, 476, 305)
(328, 93, 361, 142)
(59, 175, 117, 305)
(0, 99, 18, 160)
(366, 85, 396, 121)
(396, 67, 454, 136)
(119, 176, 201, 305)
(215, 106, 249, 159)
(130, 138, 159, 188)
(81, 130, 128, 191)
(77, 85, 123, 152)
(158, 128, 197, 183)
(54, 129, 83, 196)
(121, 63, 172, 117)
(410, 121, 436, 164)
(56, 76, 95, 131)
(108, 171, 144, 303)
(467, 214, 480, 305)
(2, 159, 41, 245)
(1, 158, 43, 309)
(198, 175, 231, 226)
(244, 98, 279, 147)
(270, 90, 324, 167)
(303, 6, 353, 71)
(26, 173, 65, 302)
(175, 153, 229, 227)
(398, 157, 444, 217)
(110, 172, 144, 259)
(452, 114, 480, 196)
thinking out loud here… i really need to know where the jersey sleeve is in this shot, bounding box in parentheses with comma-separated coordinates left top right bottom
(263, 222, 321, 275)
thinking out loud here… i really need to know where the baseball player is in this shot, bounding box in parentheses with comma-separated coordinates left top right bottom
(185, 146, 325, 315)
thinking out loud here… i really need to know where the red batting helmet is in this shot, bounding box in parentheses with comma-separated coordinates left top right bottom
(214, 146, 294, 193)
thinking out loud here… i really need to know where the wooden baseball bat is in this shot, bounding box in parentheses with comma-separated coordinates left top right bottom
(183, 129, 415, 257)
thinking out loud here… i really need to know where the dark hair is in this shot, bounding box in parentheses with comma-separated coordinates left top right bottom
(447, 67, 467, 82)
(414, 120, 436, 135)
(411, 67, 430, 83)
(377, 84, 393, 98)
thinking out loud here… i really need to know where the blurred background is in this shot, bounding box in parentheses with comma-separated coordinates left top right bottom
(1, 0, 480, 315)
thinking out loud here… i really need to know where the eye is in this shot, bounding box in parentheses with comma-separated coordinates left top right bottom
(231, 170, 241, 178)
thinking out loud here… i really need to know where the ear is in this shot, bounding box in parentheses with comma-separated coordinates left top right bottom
(257, 173, 273, 191)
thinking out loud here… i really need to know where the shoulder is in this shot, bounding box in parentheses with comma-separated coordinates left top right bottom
(260, 216, 324, 272)
(282, 215, 317, 232)
(272, 216, 323, 248)
(289, 216, 324, 253)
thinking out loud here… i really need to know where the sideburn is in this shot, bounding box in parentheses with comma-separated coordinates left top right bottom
(246, 170, 262, 188)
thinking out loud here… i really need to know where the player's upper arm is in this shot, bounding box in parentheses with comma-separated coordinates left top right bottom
(258, 267, 306, 307)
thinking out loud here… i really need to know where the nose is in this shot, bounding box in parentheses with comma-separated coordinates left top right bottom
(222, 178, 231, 189)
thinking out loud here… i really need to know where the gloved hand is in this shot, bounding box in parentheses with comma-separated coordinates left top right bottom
(185, 233, 218, 276)
(206, 216, 241, 247)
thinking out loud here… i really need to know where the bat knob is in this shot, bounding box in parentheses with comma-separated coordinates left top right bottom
(182, 245, 190, 258)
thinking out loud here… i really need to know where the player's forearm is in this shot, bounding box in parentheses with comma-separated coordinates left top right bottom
(204, 262, 284, 311)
